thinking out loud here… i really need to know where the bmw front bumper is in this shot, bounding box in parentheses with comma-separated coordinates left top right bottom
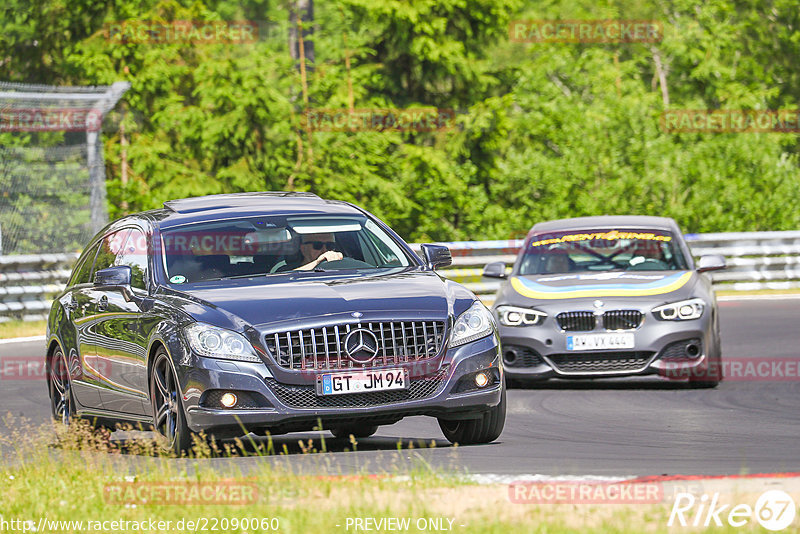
(497, 309, 718, 381)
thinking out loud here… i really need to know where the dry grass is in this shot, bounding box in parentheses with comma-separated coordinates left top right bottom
(0, 415, 786, 533)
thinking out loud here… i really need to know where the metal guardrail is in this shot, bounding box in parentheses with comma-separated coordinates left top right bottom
(0, 253, 78, 322)
(2, 231, 800, 323)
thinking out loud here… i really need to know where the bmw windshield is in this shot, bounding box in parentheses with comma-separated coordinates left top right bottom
(160, 215, 414, 284)
(517, 229, 689, 275)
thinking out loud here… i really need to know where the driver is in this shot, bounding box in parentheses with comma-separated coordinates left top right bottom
(544, 247, 573, 273)
(296, 232, 343, 270)
(629, 242, 661, 266)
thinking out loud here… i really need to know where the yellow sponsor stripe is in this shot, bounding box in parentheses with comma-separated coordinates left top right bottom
(510, 272, 692, 300)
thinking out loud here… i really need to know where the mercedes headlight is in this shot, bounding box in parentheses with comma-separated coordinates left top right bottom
(183, 323, 261, 362)
(450, 301, 495, 348)
(495, 305, 547, 327)
(652, 298, 705, 321)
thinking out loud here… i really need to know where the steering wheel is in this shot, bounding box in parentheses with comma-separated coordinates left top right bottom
(586, 257, 629, 270)
(317, 257, 373, 269)
(627, 258, 670, 271)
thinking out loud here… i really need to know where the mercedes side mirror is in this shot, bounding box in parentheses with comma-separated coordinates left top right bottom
(420, 244, 452, 270)
(94, 265, 132, 288)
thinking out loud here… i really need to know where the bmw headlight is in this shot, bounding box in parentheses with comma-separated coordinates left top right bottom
(450, 301, 495, 348)
(495, 305, 547, 327)
(652, 298, 705, 321)
(183, 323, 261, 362)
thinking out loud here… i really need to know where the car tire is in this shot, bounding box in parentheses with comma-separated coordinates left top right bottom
(150, 348, 194, 454)
(438, 386, 506, 445)
(690, 341, 722, 388)
(690, 367, 721, 388)
(506, 378, 523, 389)
(330, 425, 379, 439)
(48, 348, 75, 426)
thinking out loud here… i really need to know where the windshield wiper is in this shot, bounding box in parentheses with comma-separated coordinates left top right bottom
(204, 272, 282, 281)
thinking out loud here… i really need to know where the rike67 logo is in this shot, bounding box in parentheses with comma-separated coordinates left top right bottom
(669, 490, 797, 531)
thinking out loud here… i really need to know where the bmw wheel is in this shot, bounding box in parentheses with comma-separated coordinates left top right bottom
(690, 355, 722, 388)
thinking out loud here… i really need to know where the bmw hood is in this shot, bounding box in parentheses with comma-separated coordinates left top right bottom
(504, 270, 699, 302)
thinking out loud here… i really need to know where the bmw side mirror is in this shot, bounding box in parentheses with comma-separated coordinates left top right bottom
(94, 265, 132, 288)
(420, 244, 452, 270)
(482, 262, 508, 279)
(696, 254, 726, 273)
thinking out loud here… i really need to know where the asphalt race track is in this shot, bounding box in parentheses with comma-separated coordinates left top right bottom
(1, 297, 798, 477)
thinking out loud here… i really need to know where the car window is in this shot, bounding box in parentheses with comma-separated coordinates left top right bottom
(518, 229, 688, 275)
(93, 229, 130, 279)
(68, 242, 101, 287)
(161, 215, 414, 284)
(115, 228, 149, 290)
(364, 219, 405, 266)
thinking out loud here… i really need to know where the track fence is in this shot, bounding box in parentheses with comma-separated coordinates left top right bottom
(2, 231, 799, 323)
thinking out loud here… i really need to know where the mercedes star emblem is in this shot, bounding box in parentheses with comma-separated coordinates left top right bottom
(343, 328, 379, 364)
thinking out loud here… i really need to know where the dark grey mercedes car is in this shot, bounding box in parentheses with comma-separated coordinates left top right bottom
(46, 192, 505, 452)
(484, 216, 726, 386)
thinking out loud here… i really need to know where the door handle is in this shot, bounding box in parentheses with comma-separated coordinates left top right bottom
(97, 295, 108, 312)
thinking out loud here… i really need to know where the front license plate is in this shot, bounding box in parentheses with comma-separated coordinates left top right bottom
(567, 333, 635, 351)
(317, 368, 408, 396)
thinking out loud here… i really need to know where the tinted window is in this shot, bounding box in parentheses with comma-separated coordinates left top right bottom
(93, 229, 130, 280)
(115, 228, 149, 290)
(518, 229, 688, 275)
(68, 243, 101, 286)
(161, 215, 413, 284)
(363, 219, 406, 267)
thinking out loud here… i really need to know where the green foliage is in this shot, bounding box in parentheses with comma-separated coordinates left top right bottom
(1, 0, 799, 246)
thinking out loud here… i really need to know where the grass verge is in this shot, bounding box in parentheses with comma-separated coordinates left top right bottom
(0, 319, 47, 340)
(0, 417, 784, 533)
